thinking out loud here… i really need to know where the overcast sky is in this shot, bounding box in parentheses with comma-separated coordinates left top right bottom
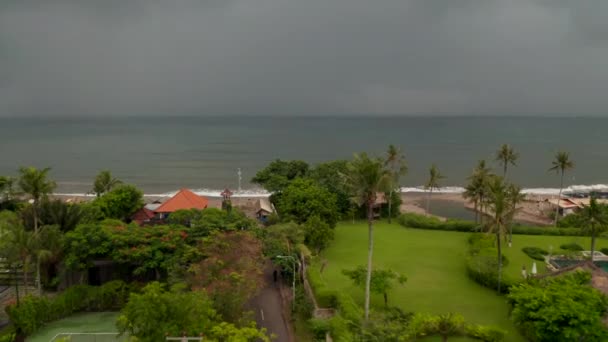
(1, 0, 607, 117)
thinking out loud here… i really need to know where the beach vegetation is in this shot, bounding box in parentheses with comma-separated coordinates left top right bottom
(309, 159, 352, 216)
(549, 151, 574, 226)
(463, 160, 493, 224)
(384, 145, 407, 224)
(276, 178, 339, 228)
(18, 166, 56, 233)
(508, 271, 608, 342)
(251, 159, 309, 193)
(342, 152, 393, 320)
(424, 164, 445, 216)
(495, 144, 518, 178)
(94, 184, 143, 220)
(91, 170, 122, 197)
(21, 198, 84, 232)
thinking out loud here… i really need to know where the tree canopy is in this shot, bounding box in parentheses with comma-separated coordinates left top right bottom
(251, 159, 309, 193)
(342, 266, 407, 306)
(94, 184, 143, 220)
(277, 178, 339, 228)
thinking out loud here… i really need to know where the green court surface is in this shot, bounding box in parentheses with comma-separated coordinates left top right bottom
(27, 312, 123, 342)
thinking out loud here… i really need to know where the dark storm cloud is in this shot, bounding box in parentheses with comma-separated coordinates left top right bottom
(1, 0, 607, 116)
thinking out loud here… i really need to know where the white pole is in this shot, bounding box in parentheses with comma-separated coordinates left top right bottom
(237, 168, 242, 193)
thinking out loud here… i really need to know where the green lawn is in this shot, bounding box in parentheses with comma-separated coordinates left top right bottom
(316, 222, 608, 342)
(27, 312, 124, 342)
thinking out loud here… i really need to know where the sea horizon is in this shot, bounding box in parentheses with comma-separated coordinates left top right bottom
(2, 115, 607, 195)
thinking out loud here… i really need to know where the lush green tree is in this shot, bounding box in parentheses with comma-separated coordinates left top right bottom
(188, 231, 265, 322)
(33, 225, 63, 295)
(63, 223, 113, 274)
(259, 222, 305, 258)
(495, 144, 518, 178)
(549, 151, 574, 226)
(22, 198, 84, 232)
(92, 170, 122, 197)
(424, 164, 445, 216)
(188, 208, 257, 238)
(251, 159, 309, 193)
(343, 152, 392, 320)
(384, 145, 407, 224)
(18, 166, 56, 233)
(342, 265, 406, 307)
(207, 322, 270, 342)
(94, 184, 143, 220)
(168, 208, 203, 226)
(463, 160, 492, 224)
(0, 176, 18, 210)
(506, 183, 525, 248)
(303, 215, 334, 253)
(276, 178, 339, 228)
(309, 160, 351, 216)
(0, 214, 36, 296)
(580, 197, 608, 260)
(483, 177, 520, 293)
(508, 272, 608, 342)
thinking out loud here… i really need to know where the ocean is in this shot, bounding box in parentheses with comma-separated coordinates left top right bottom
(0, 116, 607, 196)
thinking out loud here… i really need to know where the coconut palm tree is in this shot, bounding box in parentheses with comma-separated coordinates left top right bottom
(343, 153, 392, 320)
(92, 170, 122, 197)
(2, 219, 36, 296)
(495, 144, 518, 178)
(506, 183, 525, 248)
(384, 145, 407, 223)
(484, 177, 520, 293)
(18, 167, 56, 233)
(424, 164, 445, 216)
(580, 197, 607, 261)
(549, 152, 574, 226)
(33, 226, 63, 295)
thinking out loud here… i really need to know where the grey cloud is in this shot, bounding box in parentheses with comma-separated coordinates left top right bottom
(1, 0, 608, 117)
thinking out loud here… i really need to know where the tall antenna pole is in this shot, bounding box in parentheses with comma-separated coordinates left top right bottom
(237, 168, 242, 193)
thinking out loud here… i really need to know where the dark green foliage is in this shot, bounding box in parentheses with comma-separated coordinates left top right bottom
(557, 212, 587, 228)
(522, 247, 548, 261)
(398, 212, 585, 236)
(560, 243, 584, 251)
(6, 281, 131, 336)
(258, 222, 304, 258)
(92, 170, 122, 197)
(508, 271, 608, 342)
(309, 160, 351, 215)
(251, 159, 309, 193)
(379, 191, 403, 218)
(187, 208, 257, 238)
(21, 199, 84, 231)
(601, 248, 608, 255)
(303, 215, 334, 253)
(465, 234, 515, 294)
(342, 266, 407, 306)
(94, 184, 143, 220)
(277, 178, 339, 228)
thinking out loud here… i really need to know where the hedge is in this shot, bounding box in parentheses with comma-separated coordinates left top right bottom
(306, 264, 337, 308)
(521, 247, 548, 261)
(398, 213, 584, 236)
(6, 280, 133, 337)
(561, 243, 584, 251)
(465, 234, 518, 294)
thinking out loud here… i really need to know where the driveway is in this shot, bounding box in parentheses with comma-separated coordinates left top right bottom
(248, 266, 292, 342)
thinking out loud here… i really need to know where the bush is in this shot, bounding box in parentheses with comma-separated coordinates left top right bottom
(522, 247, 549, 261)
(561, 243, 584, 251)
(465, 234, 516, 294)
(7, 281, 132, 337)
(398, 213, 585, 236)
(464, 324, 507, 342)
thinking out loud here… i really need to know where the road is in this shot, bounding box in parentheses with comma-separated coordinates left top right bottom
(248, 266, 292, 342)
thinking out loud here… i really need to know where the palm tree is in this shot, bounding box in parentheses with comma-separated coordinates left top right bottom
(463, 160, 493, 225)
(495, 144, 518, 178)
(506, 184, 525, 248)
(484, 177, 519, 293)
(92, 170, 122, 197)
(425, 164, 445, 216)
(580, 197, 607, 261)
(343, 153, 392, 321)
(384, 145, 407, 223)
(33, 226, 63, 295)
(549, 152, 574, 226)
(2, 219, 36, 296)
(18, 167, 56, 233)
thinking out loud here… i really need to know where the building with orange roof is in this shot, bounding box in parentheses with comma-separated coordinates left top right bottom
(154, 188, 209, 219)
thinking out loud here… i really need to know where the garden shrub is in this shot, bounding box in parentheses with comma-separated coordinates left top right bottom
(560, 243, 584, 251)
(6, 281, 132, 337)
(522, 247, 549, 261)
(464, 324, 507, 342)
(465, 234, 516, 294)
(398, 213, 584, 236)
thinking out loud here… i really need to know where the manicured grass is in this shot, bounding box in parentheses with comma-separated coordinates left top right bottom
(27, 312, 125, 342)
(316, 222, 607, 342)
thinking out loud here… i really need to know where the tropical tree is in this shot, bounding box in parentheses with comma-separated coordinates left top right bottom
(342, 153, 392, 320)
(580, 197, 608, 261)
(425, 164, 445, 216)
(384, 145, 407, 223)
(92, 170, 122, 197)
(95, 184, 143, 220)
(484, 177, 519, 293)
(463, 160, 492, 225)
(506, 183, 525, 248)
(2, 217, 36, 296)
(18, 167, 56, 233)
(0, 176, 18, 207)
(342, 265, 407, 307)
(549, 151, 574, 226)
(33, 226, 64, 295)
(495, 144, 518, 178)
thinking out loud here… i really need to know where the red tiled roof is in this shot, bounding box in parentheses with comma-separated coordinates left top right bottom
(131, 207, 155, 225)
(154, 188, 209, 213)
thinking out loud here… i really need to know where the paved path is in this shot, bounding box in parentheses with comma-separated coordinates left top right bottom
(248, 267, 291, 342)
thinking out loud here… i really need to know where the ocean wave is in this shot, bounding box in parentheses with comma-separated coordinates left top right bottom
(54, 184, 608, 198)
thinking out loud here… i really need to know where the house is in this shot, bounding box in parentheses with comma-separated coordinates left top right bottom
(255, 198, 274, 223)
(153, 188, 209, 219)
(547, 198, 581, 216)
(130, 207, 155, 225)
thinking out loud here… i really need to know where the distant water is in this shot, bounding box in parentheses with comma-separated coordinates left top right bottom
(1, 116, 607, 196)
